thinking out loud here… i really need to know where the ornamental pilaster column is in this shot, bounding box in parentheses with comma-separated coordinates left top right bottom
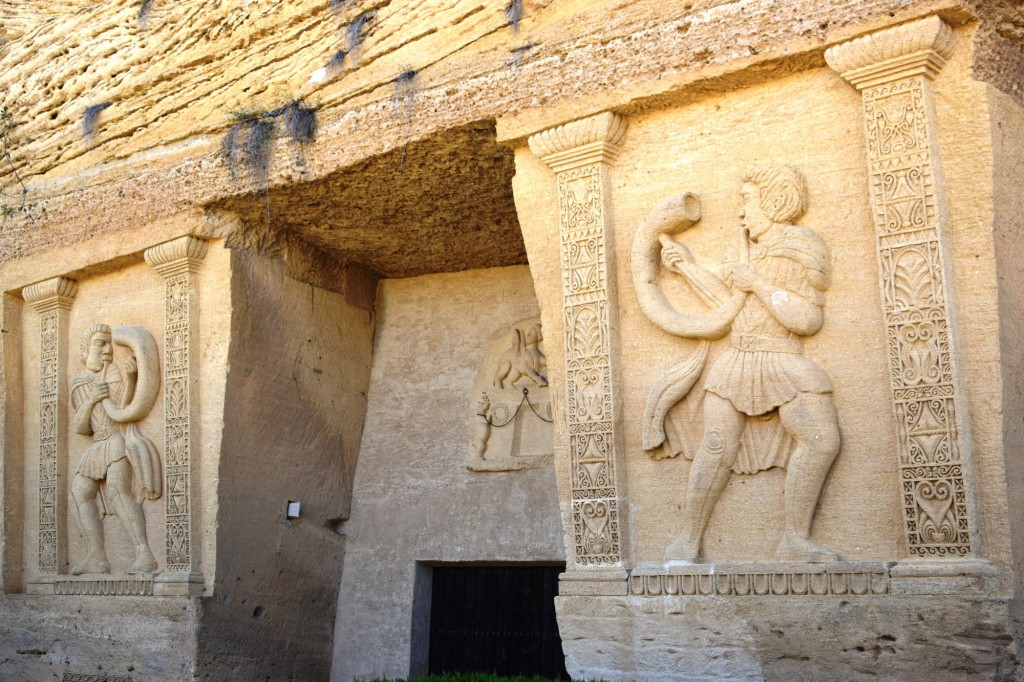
(826, 17, 981, 561)
(528, 113, 630, 579)
(144, 235, 208, 576)
(23, 276, 78, 574)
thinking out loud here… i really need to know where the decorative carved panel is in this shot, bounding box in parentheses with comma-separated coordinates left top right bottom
(144, 235, 208, 573)
(628, 562, 891, 597)
(23, 277, 78, 574)
(468, 318, 553, 472)
(826, 16, 977, 557)
(54, 576, 155, 596)
(529, 113, 628, 568)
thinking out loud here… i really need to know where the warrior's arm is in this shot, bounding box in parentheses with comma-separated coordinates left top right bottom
(72, 385, 104, 436)
(751, 280, 823, 335)
(725, 264, 823, 335)
(661, 239, 731, 308)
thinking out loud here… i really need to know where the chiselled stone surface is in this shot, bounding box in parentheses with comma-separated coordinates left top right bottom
(145, 235, 207, 574)
(0, 1, 1021, 269)
(68, 324, 162, 576)
(633, 165, 842, 564)
(23, 277, 77, 574)
(530, 112, 628, 569)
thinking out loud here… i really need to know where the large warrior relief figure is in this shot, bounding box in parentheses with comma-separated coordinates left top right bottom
(632, 165, 841, 563)
(70, 324, 162, 575)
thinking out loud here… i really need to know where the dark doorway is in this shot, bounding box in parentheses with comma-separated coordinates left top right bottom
(427, 565, 569, 679)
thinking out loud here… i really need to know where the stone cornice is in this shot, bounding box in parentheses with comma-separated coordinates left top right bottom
(144, 235, 209, 278)
(528, 112, 627, 172)
(825, 15, 957, 89)
(22, 276, 78, 312)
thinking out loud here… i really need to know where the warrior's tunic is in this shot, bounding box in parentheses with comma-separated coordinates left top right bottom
(703, 225, 833, 417)
(71, 364, 127, 480)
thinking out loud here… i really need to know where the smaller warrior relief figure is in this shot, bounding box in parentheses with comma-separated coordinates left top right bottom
(469, 319, 553, 471)
(632, 164, 840, 563)
(70, 324, 162, 575)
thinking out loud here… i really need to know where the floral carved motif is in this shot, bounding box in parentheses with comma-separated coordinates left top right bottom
(24, 277, 78, 574)
(145, 235, 208, 573)
(827, 17, 975, 557)
(530, 114, 627, 567)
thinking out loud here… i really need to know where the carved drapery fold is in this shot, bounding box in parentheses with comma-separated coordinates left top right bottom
(23, 276, 78, 573)
(144, 235, 207, 573)
(826, 17, 978, 558)
(528, 112, 628, 569)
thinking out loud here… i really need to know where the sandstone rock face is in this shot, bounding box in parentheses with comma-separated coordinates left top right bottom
(1, 1, 1023, 681)
(332, 266, 564, 682)
(0, 1, 1020, 270)
(197, 250, 374, 680)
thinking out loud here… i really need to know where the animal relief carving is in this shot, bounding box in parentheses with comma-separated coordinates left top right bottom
(70, 324, 162, 575)
(468, 319, 553, 472)
(632, 165, 841, 564)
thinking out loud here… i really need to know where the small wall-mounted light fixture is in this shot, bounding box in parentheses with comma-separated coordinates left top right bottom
(286, 500, 301, 520)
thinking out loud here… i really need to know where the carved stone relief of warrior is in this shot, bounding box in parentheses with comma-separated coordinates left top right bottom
(632, 165, 841, 563)
(69, 324, 162, 575)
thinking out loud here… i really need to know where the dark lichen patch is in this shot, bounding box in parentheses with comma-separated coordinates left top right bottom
(222, 100, 318, 186)
(280, 100, 318, 144)
(82, 102, 111, 139)
(326, 49, 348, 77)
(393, 69, 418, 117)
(138, 0, 154, 26)
(505, 0, 524, 33)
(331, 0, 356, 16)
(0, 105, 27, 220)
(346, 11, 376, 64)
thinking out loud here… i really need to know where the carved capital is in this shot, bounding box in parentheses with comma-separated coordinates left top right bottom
(23, 276, 78, 312)
(528, 112, 627, 172)
(825, 16, 956, 90)
(144, 235, 209, 278)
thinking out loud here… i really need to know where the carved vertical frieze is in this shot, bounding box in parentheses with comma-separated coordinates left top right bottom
(529, 113, 628, 568)
(23, 277, 78, 573)
(826, 17, 976, 557)
(145, 236, 208, 573)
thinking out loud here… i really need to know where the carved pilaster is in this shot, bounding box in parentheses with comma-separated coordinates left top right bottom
(826, 17, 977, 558)
(528, 113, 628, 569)
(144, 236, 208, 573)
(23, 276, 78, 574)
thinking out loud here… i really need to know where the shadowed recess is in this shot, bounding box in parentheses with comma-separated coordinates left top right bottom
(210, 121, 524, 279)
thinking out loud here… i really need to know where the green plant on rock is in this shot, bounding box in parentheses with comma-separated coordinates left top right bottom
(0, 104, 27, 221)
(220, 98, 319, 249)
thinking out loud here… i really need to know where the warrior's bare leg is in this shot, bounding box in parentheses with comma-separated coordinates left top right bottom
(667, 393, 744, 562)
(776, 392, 841, 561)
(71, 474, 109, 575)
(107, 459, 157, 573)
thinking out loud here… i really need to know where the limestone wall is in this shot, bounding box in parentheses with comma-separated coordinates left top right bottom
(0, 241, 231, 680)
(331, 265, 564, 682)
(0, 2, 1021, 264)
(988, 85, 1024, 591)
(197, 249, 375, 680)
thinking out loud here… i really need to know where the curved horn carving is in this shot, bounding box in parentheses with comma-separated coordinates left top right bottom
(102, 326, 160, 422)
(631, 192, 744, 339)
